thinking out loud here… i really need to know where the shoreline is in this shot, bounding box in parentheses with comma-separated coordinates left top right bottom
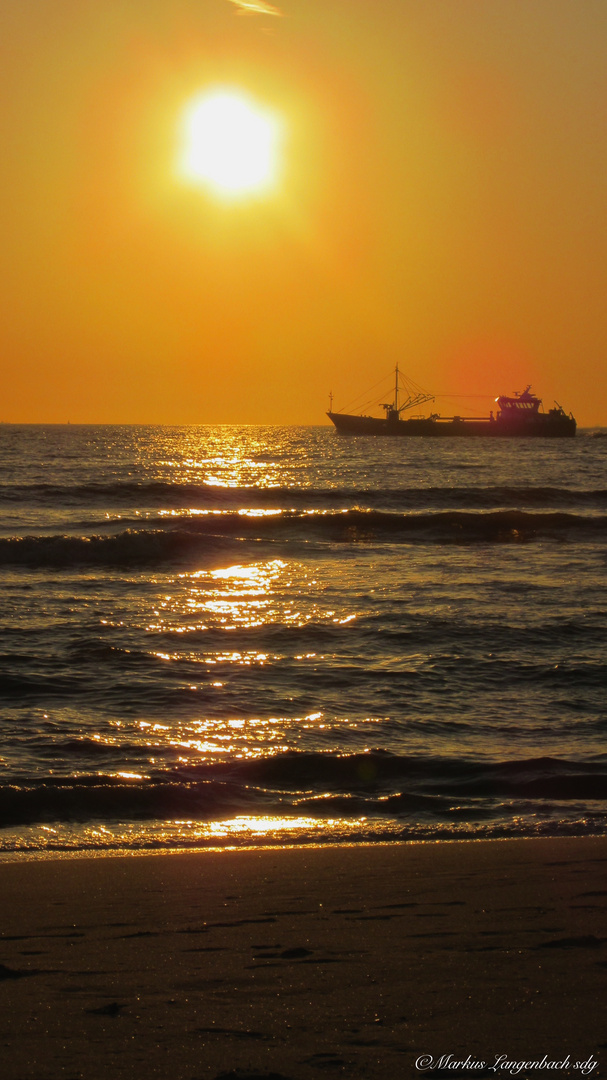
(1, 835, 605, 1078)
(1, 829, 606, 863)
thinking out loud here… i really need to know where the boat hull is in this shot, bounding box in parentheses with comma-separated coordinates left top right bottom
(327, 412, 576, 437)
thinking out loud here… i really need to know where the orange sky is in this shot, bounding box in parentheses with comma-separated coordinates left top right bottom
(1, 0, 606, 425)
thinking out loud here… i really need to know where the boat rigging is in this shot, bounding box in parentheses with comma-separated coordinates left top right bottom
(327, 367, 576, 438)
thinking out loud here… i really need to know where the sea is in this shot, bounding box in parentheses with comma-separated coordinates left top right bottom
(0, 423, 606, 857)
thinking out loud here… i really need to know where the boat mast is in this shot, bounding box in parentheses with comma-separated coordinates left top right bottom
(381, 365, 435, 417)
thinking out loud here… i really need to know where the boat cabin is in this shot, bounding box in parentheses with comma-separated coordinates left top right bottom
(495, 386, 541, 419)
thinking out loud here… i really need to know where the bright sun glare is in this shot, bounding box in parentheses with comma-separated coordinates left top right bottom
(178, 89, 282, 198)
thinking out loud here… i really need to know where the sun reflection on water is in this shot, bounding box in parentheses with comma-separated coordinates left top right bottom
(84, 712, 343, 766)
(142, 558, 337, 633)
(2, 815, 377, 855)
(172, 815, 358, 840)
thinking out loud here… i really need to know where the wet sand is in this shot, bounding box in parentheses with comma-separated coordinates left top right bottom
(0, 837, 605, 1079)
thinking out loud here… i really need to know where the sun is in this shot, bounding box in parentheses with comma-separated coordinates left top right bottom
(178, 89, 282, 199)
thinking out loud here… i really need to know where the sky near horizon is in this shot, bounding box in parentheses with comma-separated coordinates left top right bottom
(0, 0, 605, 425)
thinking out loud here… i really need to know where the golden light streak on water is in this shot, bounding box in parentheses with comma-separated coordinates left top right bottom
(140, 558, 338, 633)
(177, 815, 358, 838)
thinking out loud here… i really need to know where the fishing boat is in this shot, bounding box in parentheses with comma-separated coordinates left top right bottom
(327, 367, 576, 437)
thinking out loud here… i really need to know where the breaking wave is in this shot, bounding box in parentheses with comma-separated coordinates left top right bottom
(2, 481, 607, 511)
(0, 509, 605, 566)
(1, 752, 607, 830)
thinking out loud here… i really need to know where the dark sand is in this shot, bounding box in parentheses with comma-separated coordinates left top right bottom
(0, 838, 606, 1079)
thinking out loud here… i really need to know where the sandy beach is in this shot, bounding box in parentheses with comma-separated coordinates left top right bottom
(0, 837, 605, 1079)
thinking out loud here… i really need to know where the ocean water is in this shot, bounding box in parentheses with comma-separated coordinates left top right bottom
(0, 423, 606, 855)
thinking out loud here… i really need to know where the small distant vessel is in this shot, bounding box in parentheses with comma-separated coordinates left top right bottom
(327, 367, 576, 438)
